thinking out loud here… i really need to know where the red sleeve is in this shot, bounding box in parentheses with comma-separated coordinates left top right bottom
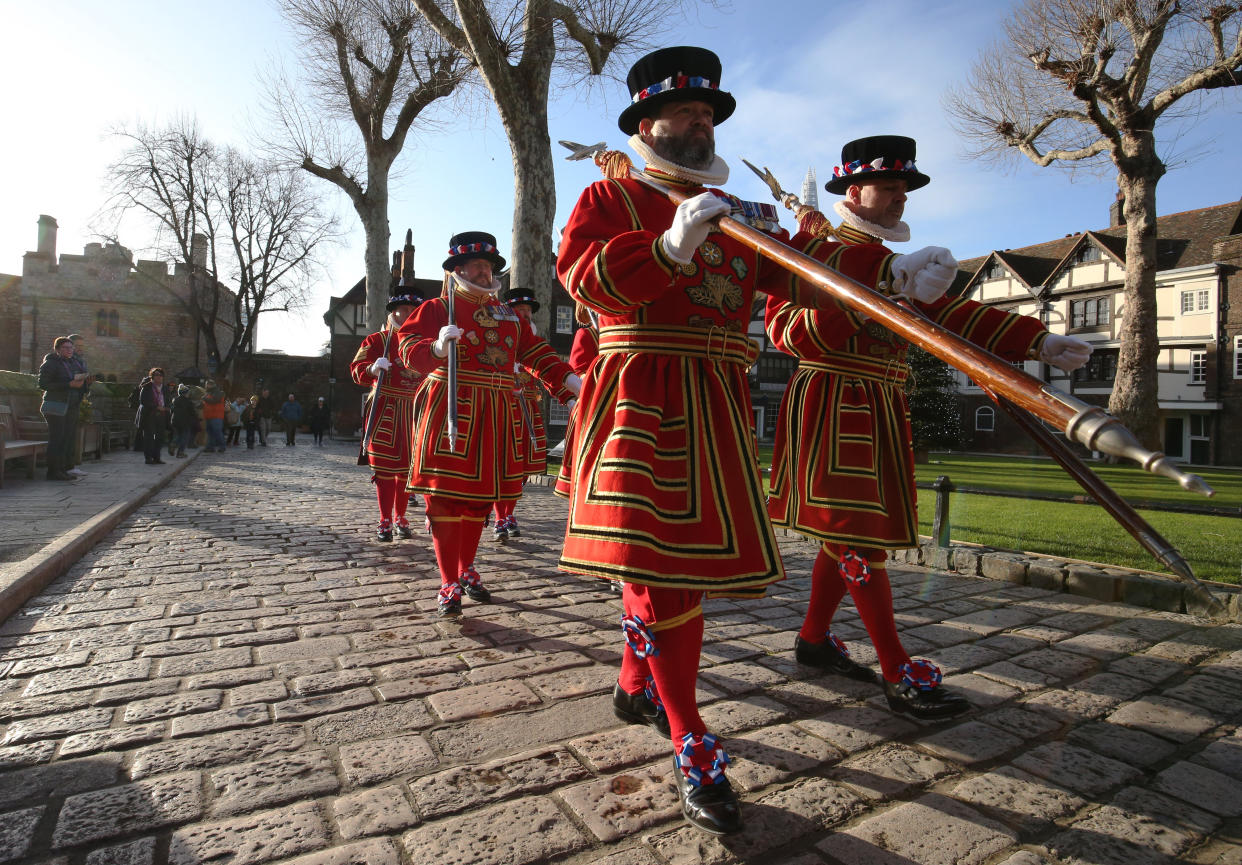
(396, 298, 450, 376)
(568, 327, 598, 375)
(349, 333, 383, 387)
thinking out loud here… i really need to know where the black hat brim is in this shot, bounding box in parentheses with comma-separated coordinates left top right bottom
(618, 89, 736, 135)
(825, 169, 930, 196)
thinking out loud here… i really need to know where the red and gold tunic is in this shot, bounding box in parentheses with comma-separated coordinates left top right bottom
(508, 366, 549, 476)
(350, 329, 421, 478)
(554, 172, 805, 596)
(397, 288, 575, 503)
(765, 223, 1052, 549)
(568, 325, 599, 375)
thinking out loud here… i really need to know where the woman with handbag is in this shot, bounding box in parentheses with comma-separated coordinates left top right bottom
(36, 336, 85, 481)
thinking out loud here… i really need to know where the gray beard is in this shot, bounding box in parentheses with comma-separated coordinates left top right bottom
(648, 131, 715, 171)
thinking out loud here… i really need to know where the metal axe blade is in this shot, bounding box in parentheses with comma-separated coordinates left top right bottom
(559, 140, 606, 161)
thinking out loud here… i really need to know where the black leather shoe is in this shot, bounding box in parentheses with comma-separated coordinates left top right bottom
(462, 584, 491, 603)
(507, 520, 521, 537)
(883, 679, 970, 720)
(492, 525, 508, 543)
(612, 684, 671, 737)
(437, 598, 462, 618)
(794, 636, 877, 683)
(376, 523, 393, 542)
(394, 522, 413, 540)
(673, 762, 743, 835)
(152, 459, 166, 465)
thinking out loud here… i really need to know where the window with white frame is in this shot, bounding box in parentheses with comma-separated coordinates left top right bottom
(975, 406, 995, 432)
(546, 399, 570, 425)
(555, 306, 573, 334)
(1234, 335, 1242, 379)
(1180, 289, 1210, 314)
(1070, 296, 1110, 329)
(1189, 350, 1207, 384)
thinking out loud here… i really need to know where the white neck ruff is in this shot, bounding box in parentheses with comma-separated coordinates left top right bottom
(833, 200, 910, 243)
(452, 271, 502, 297)
(628, 134, 730, 186)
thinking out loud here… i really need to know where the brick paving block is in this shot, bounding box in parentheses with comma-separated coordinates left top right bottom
(700, 639, 765, 665)
(0, 805, 43, 864)
(699, 694, 788, 735)
(218, 628, 300, 648)
(275, 837, 403, 865)
(697, 659, 787, 696)
(1039, 610, 1111, 632)
(1106, 695, 1219, 742)
(567, 725, 671, 774)
(167, 801, 328, 865)
(277, 658, 337, 680)
(60, 723, 166, 758)
(1112, 786, 1221, 846)
(1067, 671, 1151, 704)
(991, 627, 1065, 648)
(464, 650, 592, 686)
(229, 680, 289, 705)
(83, 836, 157, 865)
(976, 706, 1063, 741)
(1162, 674, 1242, 715)
(130, 723, 306, 779)
(401, 796, 588, 865)
(255, 636, 351, 665)
(924, 642, 1006, 676)
(526, 663, 616, 701)
(272, 686, 377, 722)
(1010, 647, 1100, 682)
(0, 692, 93, 723)
(1045, 823, 1183, 865)
(427, 680, 541, 722)
(51, 772, 202, 848)
(818, 792, 1018, 865)
(1106, 653, 1185, 684)
(170, 703, 270, 738)
(933, 672, 1019, 710)
(1012, 741, 1141, 797)
(374, 671, 465, 702)
(0, 741, 56, 770)
(1066, 719, 1179, 768)
(1109, 615, 1193, 642)
(155, 648, 254, 678)
(305, 703, 436, 746)
(952, 764, 1085, 835)
(22, 659, 152, 697)
(1022, 688, 1119, 723)
(1057, 630, 1153, 660)
(183, 667, 272, 690)
(761, 678, 861, 717)
(901, 622, 980, 648)
(795, 705, 918, 754)
(123, 689, 223, 723)
(9, 651, 92, 676)
(726, 722, 843, 791)
(208, 749, 340, 816)
(576, 848, 663, 865)
(331, 786, 420, 839)
(1, 705, 114, 745)
(290, 669, 376, 697)
(920, 720, 1024, 765)
(648, 776, 863, 865)
(457, 644, 536, 669)
(337, 733, 437, 786)
(139, 639, 214, 658)
(1151, 761, 1242, 817)
(947, 607, 1041, 635)
(832, 743, 954, 801)
(411, 747, 589, 820)
(555, 763, 679, 842)
(1194, 735, 1242, 781)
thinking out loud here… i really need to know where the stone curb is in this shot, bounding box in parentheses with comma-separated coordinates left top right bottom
(0, 450, 202, 623)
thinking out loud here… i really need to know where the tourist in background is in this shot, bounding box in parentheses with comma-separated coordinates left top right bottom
(170, 384, 196, 458)
(226, 396, 245, 446)
(64, 333, 92, 477)
(201, 381, 227, 453)
(241, 396, 262, 449)
(36, 336, 84, 481)
(280, 393, 303, 446)
(136, 368, 170, 465)
(308, 397, 331, 446)
(256, 388, 275, 446)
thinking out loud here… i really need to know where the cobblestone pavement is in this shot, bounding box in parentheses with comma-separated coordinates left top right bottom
(1, 443, 1240, 865)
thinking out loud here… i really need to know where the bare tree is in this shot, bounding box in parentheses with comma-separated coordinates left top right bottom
(269, 0, 469, 331)
(101, 119, 338, 378)
(946, 0, 1242, 449)
(408, 0, 711, 294)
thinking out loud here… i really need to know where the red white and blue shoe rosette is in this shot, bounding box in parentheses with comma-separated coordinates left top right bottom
(837, 547, 872, 585)
(437, 582, 462, 604)
(898, 658, 943, 691)
(621, 614, 659, 659)
(677, 732, 730, 787)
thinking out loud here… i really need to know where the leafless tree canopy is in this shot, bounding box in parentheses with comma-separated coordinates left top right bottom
(100, 119, 339, 376)
(945, 0, 1242, 449)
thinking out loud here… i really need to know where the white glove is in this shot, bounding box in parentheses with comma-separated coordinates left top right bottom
(432, 324, 463, 358)
(661, 191, 731, 265)
(566, 374, 581, 397)
(891, 246, 958, 304)
(567, 398, 577, 412)
(368, 357, 391, 376)
(1039, 334, 1093, 372)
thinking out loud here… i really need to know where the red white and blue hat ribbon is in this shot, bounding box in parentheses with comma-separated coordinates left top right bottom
(448, 241, 498, 256)
(632, 73, 719, 104)
(832, 156, 921, 182)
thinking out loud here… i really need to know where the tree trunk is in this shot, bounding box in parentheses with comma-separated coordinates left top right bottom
(506, 90, 557, 309)
(360, 163, 392, 333)
(1107, 138, 1165, 451)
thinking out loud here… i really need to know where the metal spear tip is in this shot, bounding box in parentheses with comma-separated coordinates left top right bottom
(1178, 472, 1215, 497)
(559, 140, 606, 161)
(742, 158, 786, 202)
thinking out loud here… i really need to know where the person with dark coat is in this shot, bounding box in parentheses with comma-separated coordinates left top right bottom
(256, 389, 275, 446)
(170, 384, 196, 458)
(308, 397, 331, 446)
(241, 396, 262, 449)
(36, 336, 85, 481)
(279, 393, 303, 446)
(136, 367, 170, 465)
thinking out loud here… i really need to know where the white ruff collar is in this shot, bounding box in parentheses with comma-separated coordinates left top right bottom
(451, 272, 502, 297)
(833, 200, 910, 243)
(628, 134, 730, 186)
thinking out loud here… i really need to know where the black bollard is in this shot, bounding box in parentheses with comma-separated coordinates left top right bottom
(931, 474, 954, 547)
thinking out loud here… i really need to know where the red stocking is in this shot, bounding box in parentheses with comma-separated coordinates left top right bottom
(394, 488, 410, 520)
(644, 610, 706, 745)
(840, 552, 910, 683)
(457, 510, 487, 577)
(373, 476, 397, 523)
(798, 545, 849, 642)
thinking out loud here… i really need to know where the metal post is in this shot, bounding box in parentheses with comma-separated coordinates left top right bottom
(931, 474, 954, 547)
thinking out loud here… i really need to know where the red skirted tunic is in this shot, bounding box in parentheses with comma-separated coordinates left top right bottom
(397, 288, 575, 503)
(350, 329, 421, 479)
(568, 326, 599, 375)
(555, 172, 802, 597)
(765, 224, 1052, 549)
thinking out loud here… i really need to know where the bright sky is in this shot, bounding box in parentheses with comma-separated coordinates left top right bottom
(3, 1, 1239, 356)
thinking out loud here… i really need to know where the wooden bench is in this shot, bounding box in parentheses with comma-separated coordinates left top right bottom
(0, 404, 49, 487)
(101, 419, 132, 453)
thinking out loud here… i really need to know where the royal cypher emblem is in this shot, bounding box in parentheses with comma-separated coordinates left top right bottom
(686, 271, 743, 314)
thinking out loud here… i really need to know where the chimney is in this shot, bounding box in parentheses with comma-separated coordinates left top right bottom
(36, 214, 58, 260)
(191, 233, 208, 268)
(1109, 190, 1125, 227)
(401, 229, 415, 285)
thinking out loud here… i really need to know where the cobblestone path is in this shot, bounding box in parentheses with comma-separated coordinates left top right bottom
(0, 444, 1240, 865)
